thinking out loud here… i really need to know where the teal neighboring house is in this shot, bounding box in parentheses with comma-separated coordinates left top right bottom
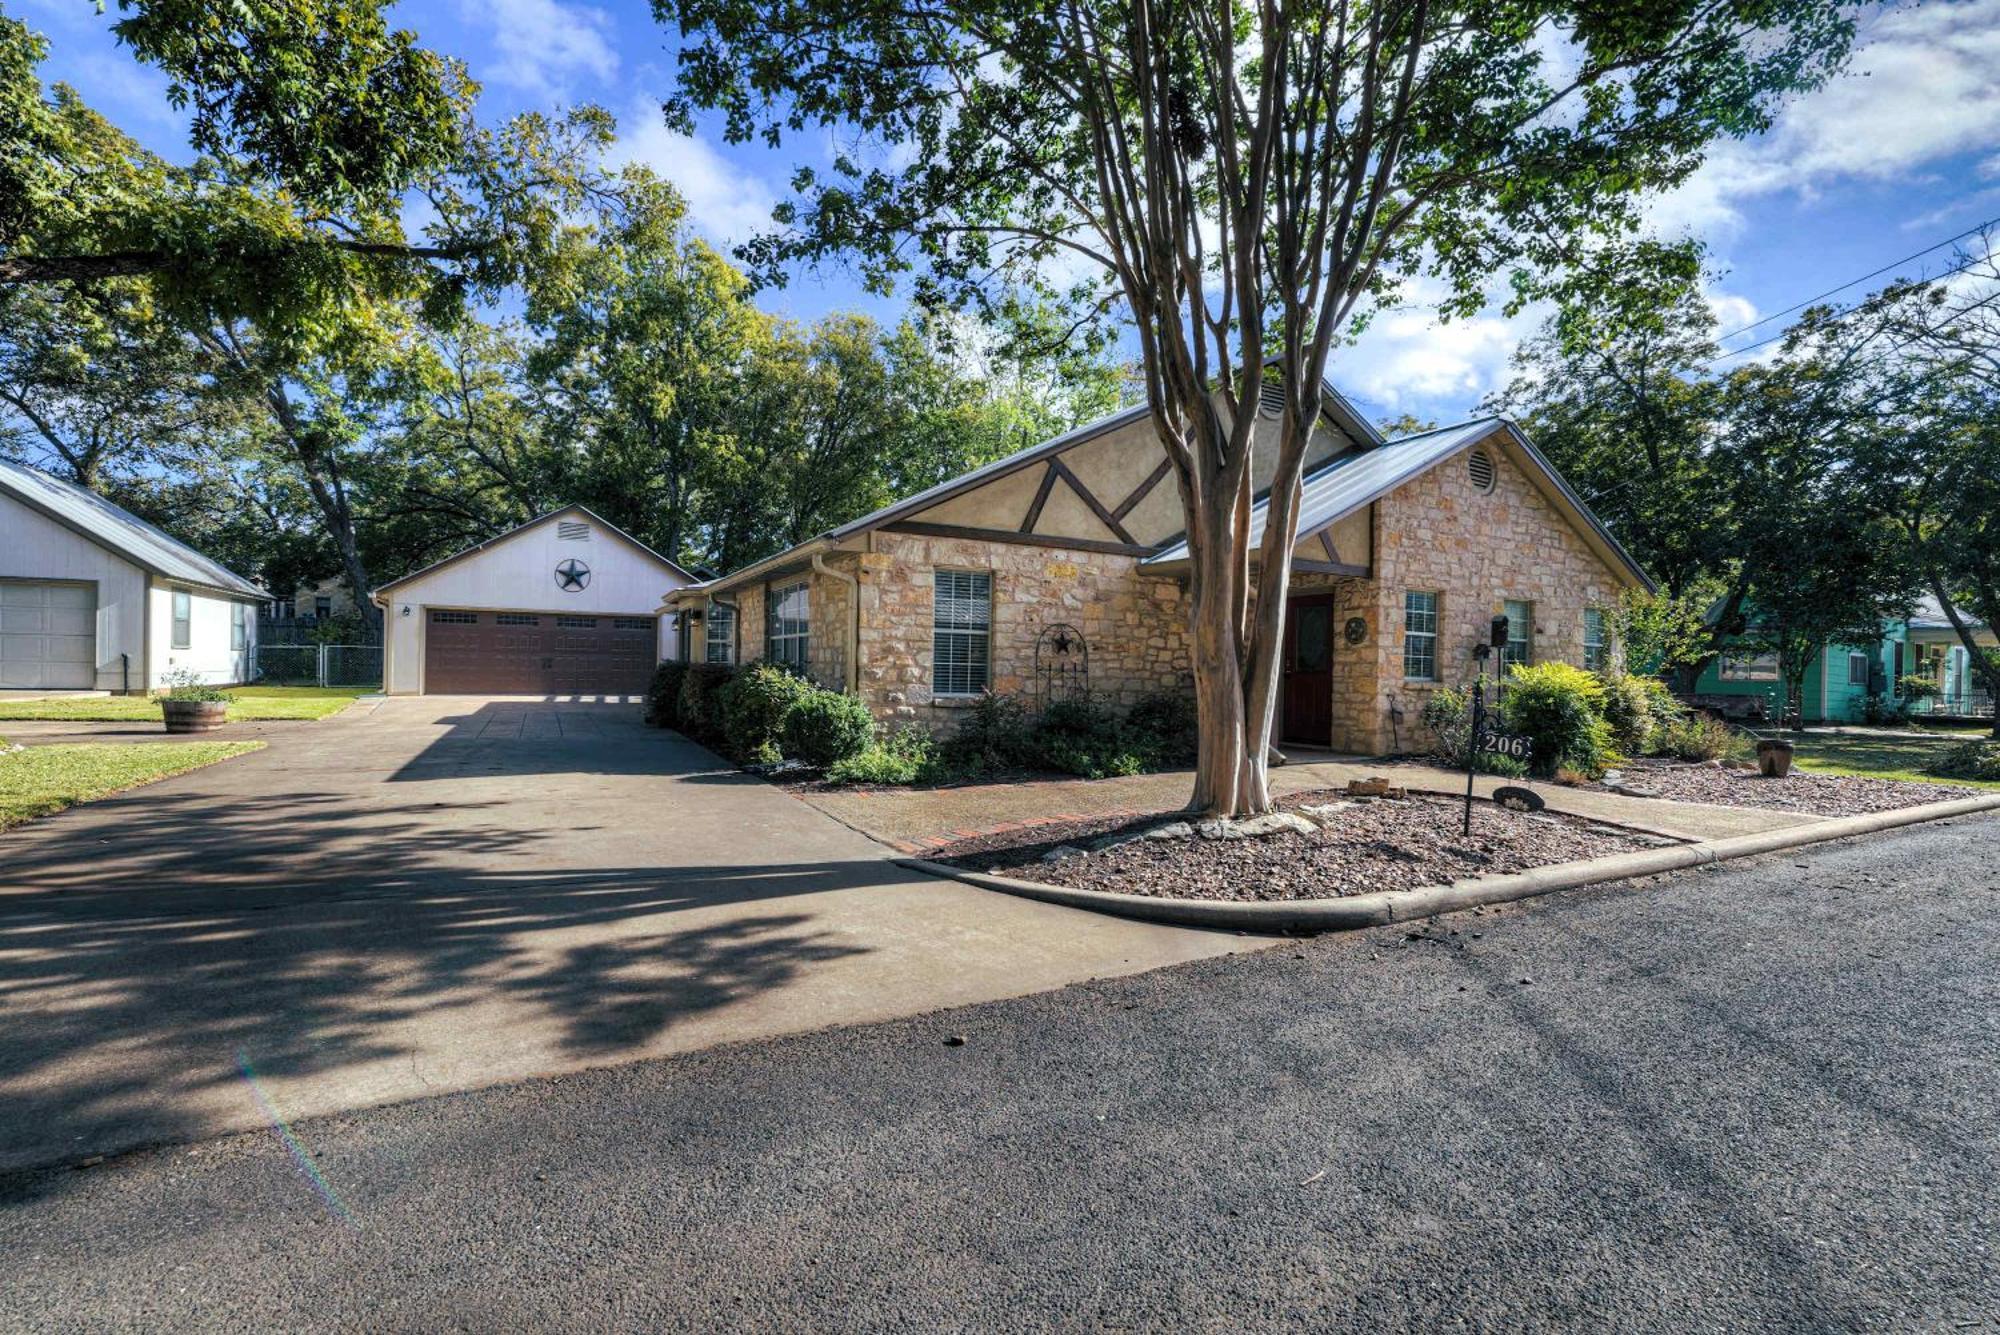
(1693, 618, 1910, 724)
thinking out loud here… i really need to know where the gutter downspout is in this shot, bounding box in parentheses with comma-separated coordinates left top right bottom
(812, 553, 860, 693)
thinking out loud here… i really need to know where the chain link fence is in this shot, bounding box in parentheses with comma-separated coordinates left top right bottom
(252, 643, 382, 689)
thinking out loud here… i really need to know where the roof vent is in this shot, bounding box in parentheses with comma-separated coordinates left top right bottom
(1467, 448, 1496, 493)
(557, 520, 591, 541)
(1258, 380, 1286, 419)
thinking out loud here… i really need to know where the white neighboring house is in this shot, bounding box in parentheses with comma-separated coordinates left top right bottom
(0, 459, 264, 691)
(371, 505, 694, 696)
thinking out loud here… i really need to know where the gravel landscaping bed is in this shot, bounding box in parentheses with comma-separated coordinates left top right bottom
(1602, 760, 1980, 815)
(938, 789, 1668, 902)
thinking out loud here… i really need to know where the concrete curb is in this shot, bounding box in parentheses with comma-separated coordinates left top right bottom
(898, 791, 2000, 933)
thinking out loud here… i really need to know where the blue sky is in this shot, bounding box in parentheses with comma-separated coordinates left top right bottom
(19, 0, 2000, 430)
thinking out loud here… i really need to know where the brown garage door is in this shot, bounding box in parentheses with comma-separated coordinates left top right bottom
(423, 610, 658, 695)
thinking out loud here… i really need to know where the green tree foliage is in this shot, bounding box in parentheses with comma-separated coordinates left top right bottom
(653, 0, 1863, 815)
(1494, 243, 1729, 600)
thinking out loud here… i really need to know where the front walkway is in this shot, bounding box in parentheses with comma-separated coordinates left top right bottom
(0, 697, 1255, 1171)
(798, 757, 1821, 854)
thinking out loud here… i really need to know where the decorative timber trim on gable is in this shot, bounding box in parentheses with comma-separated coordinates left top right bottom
(883, 520, 1157, 558)
(1048, 457, 1138, 546)
(1112, 457, 1174, 522)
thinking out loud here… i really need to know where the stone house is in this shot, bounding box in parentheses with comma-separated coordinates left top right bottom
(661, 388, 1651, 756)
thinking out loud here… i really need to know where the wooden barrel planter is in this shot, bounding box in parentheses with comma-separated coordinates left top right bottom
(161, 700, 229, 733)
(1755, 738, 1796, 778)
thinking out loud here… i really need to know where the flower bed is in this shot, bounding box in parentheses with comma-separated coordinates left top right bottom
(938, 788, 1666, 902)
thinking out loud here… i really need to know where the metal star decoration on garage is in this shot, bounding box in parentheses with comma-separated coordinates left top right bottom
(554, 558, 591, 591)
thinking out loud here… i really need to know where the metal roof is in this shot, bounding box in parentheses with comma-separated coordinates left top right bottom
(1143, 418, 1501, 567)
(1140, 416, 1653, 590)
(0, 459, 263, 597)
(1907, 594, 1988, 631)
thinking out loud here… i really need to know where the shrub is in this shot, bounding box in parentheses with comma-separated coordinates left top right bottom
(1924, 738, 2000, 781)
(1596, 671, 1682, 755)
(1652, 713, 1745, 763)
(676, 663, 736, 746)
(1027, 696, 1148, 778)
(645, 661, 688, 728)
(721, 662, 814, 763)
(159, 668, 233, 703)
(1500, 661, 1615, 778)
(1860, 693, 1911, 726)
(938, 692, 1034, 774)
(782, 689, 876, 768)
(827, 727, 938, 786)
(1897, 674, 1940, 701)
(1418, 685, 1525, 774)
(1123, 690, 1199, 768)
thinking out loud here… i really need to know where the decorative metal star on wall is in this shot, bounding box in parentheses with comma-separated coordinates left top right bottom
(554, 558, 591, 591)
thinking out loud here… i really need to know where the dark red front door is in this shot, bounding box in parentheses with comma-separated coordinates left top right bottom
(1281, 594, 1335, 746)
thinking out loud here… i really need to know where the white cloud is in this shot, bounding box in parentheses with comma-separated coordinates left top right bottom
(1646, 0, 2000, 238)
(467, 0, 618, 98)
(1337, 305, 1532, 417)
(615, 100, 778, 247)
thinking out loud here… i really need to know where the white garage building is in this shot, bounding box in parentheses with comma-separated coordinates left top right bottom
(1, 459, 264, 691)
(372, 505, 694, 695)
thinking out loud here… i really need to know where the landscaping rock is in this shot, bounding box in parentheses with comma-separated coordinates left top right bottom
(1040, 844, 1088, 863)
(1194, 812, 1318, 841)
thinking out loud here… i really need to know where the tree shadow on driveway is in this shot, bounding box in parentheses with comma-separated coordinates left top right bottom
(0, 786, 882, 1194)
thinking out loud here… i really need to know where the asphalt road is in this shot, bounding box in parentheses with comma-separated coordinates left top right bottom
(5, 814, 1997, 1332)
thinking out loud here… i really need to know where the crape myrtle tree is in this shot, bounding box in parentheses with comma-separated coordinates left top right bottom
(652, 0, 1862, 815)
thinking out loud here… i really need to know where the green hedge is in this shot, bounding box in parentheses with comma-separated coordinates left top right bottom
(646, 661, 688, 728)
(721, 662, 815, 763)
(677, 664, 736, 747)
(781, 690, 876, 768)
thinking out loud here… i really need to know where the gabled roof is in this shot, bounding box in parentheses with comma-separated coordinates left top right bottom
(1142, 416, 1654, 590)
(0, 459, 263, 598)
(371, 503, 697, 598)
(672, 375, 1382, 601)
(1908, 594, 1989, 632)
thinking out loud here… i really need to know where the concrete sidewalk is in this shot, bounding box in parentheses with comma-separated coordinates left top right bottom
(797, 756, 1820, 854)
(0, 697, 1255, 1172)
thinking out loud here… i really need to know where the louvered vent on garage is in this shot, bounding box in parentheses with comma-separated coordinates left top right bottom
(1258, 379, 1286, 418)
(557, 520, 591, 541)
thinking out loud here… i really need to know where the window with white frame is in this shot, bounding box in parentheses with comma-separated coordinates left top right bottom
(1582, 608, 1607, 672)
(1719, 649, 1779, 682)
(1403, 591, 1439, 680)
(932, 570, 992, 696)
(1848, 651, 1870, 686)
(171, 590, 191, 649)
(705, 604, 735, 663)
(1502, 599, 1533, 668)
(230, 602, 248, 650)
(767, 581, 810, 667)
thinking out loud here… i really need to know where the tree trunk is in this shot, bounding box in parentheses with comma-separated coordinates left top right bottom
(1186, 520, 1260, 816)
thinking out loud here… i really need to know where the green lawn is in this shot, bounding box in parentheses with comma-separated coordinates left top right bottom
(1785, 726, 2000, 790)
(0, 685, 371, 723)
(0, 741, 265, 828)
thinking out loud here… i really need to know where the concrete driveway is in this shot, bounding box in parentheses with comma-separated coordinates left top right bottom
(0, 697, 1254, 1172)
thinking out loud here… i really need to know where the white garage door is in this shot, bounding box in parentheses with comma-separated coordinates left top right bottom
(0, 581, 97, 689)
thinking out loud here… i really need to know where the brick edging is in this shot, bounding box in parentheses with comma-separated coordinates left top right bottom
(898, 792, 2000, 933)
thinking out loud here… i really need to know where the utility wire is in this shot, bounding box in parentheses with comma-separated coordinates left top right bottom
(1712, 216, 1998, 347)
(1703, 248, 1991, 369)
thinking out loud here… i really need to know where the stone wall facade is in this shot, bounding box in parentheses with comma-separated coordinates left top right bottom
(1343, 443, 1627, 755)
(854, 532, 1192, 731)
(693, 436, 1633, 757)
